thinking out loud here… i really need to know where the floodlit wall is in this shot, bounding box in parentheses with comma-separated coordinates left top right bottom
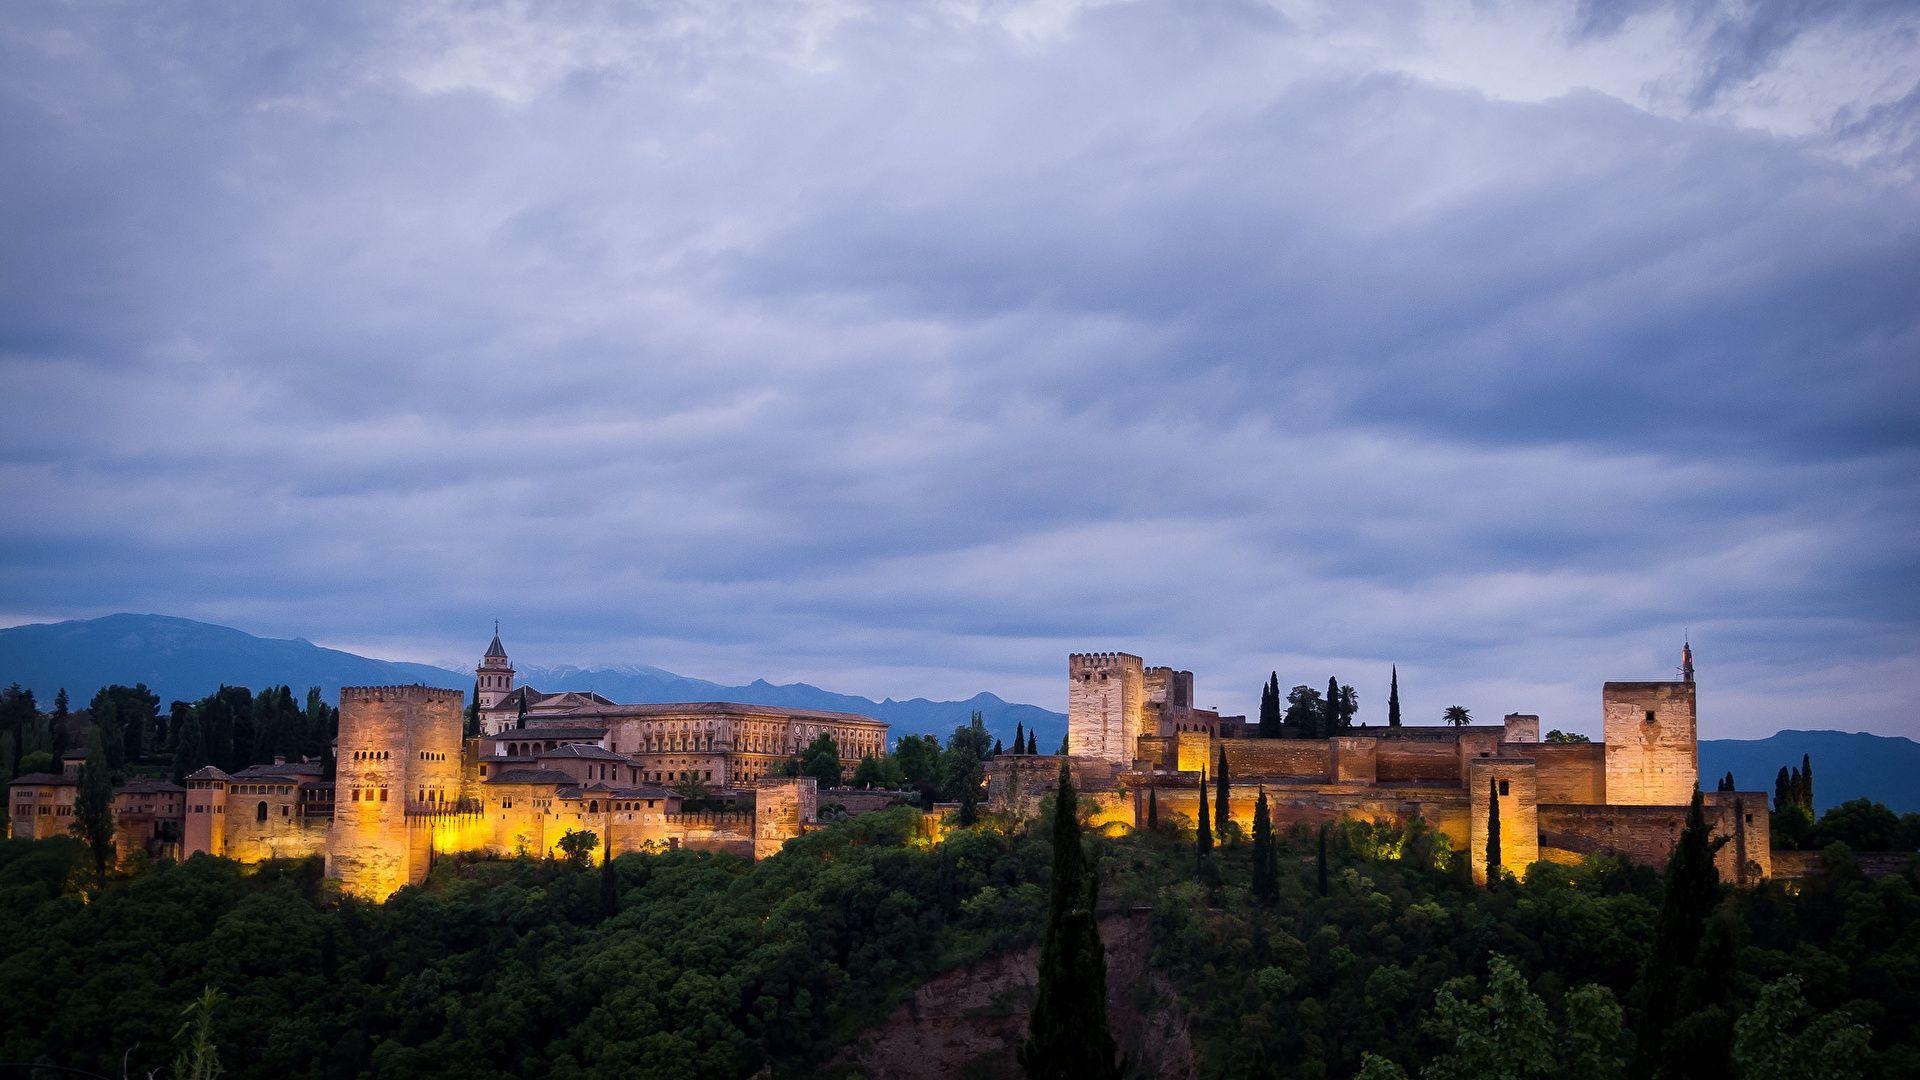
(1603, 682, 1698, 805)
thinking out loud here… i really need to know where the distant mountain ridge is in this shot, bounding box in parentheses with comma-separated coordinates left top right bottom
(0, 613, 1064, 746)
(4, 615, 1913, 810)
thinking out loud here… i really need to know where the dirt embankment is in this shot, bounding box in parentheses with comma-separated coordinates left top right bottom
(831, 909, 1196, 1079)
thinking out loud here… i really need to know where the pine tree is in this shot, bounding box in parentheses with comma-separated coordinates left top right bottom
(1634, 789, 1729, 1077)
(73, 730, 116, 886)
(1146, 786, 1159, 829)
(1019, 760, 1120, 1079)
(1015, 721, 1025, 754)
(1486, 776, 1503, 885)
(1251, 786, 1277, 903)
(1214, 745, 1230, 840)
(1387, 666, 1401, 727)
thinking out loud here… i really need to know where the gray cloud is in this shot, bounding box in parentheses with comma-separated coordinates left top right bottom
(0, 0, 1915, 739)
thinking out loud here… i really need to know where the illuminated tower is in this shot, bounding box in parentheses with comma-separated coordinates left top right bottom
(326, 685, 464, 899)
(476, 625, 515, 710)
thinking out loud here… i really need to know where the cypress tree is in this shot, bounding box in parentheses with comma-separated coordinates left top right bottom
(993, 739, 1004, 756)
(1058, 733, 1068, 755)
(1015, 721, 1025, 754)
(172, 711, 206, 785)
(599, 840, 619, 920)
(1634, 789, 1728, 1077)
(1326, 676, 1342, 735)
(958, 768, 980, 826)
(1147, 786, 1159, 829)
(1020, 760, 1119, 1079)
(1801, 754, 1813, 810)
(515, 693, 528, 730)
(1486, 776, 1502, 885)
(1251, 786, 1276, 903)
(74, 731, 116, 886)
(1027, 730, 1038, 756)
(1196, 770, 1213, 866)
(1388, 665, 1401, 727)
(1258, 675, 1281, 738)
(1774, 766, 1791, 811)
(465, 679, 481, 738)
(1214, 745, 1230, 840)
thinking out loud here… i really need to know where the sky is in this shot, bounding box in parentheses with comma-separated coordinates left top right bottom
(1, 0, 1916, 739)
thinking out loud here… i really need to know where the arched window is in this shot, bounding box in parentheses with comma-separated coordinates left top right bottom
(589, 800, 599, 813)
(255, 801, 268, 822)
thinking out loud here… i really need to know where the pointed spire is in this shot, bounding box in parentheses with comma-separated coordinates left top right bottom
(1681, 635, 1694, 684)
(485, 624, 508, 659)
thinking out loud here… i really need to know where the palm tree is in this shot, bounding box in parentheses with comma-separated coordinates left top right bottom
(1442, 705, 1472, 727)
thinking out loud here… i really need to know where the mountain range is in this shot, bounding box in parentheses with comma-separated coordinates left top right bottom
(1, 614, 1913, 812)
(0, 614, 1065, 747)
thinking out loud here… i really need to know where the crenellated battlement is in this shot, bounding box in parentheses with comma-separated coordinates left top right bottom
(1070, 651, 1141, 667)
(341, 685, 466, 703)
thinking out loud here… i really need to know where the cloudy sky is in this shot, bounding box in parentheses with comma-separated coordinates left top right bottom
(2, 0, 1916, 738)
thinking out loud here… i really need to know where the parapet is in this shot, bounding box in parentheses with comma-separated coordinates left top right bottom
(1070, 652, 1144, 669)
(340, 685, 467, 704)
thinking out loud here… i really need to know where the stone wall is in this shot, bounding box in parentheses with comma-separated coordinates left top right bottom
(224, 780, 328, 863)
(1522, 742, 1606, 804)
(1221, 740, 1332, 780)
(1068, 653, 1145, 765)
(1538, 792, 1768, 881)
(1602, 682, 1697, 805)
(1503, 714, 1541, 742)
(1468, 759, 1540, 884)
(1373, 740, 1459, 784)
(1331, 738, 1377, 784)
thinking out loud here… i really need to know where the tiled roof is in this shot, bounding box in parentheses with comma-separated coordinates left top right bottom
(6, 772, 74, 787)
(118, 778, 186, 793)
(536, 743, 629, 762)
(184, 766, 234, 781)
(487, 725, 609, 740)
(484, 768, 577, 786)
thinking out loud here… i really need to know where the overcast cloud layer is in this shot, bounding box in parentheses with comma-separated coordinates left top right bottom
(2, 0, 1916, 739)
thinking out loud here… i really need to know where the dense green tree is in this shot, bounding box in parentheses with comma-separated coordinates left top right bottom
(555, 828, 599, 868)
(72, 730, 116, 885)
(850, 753, 904, 789)
(1316, 822, 1330, 895)
(895, 734, 944, 803)
(1545, 729, 1591, 743)
(1810, 798, 1910, 851)
(1283, 685, 1322, 739)
(1387, 666, 1401, 727)
(0, 683, 38, 778)
(799, 732, 842, 789)
(172, 708, 207, 784)
(1019, 760, 1119, 1080)
(1732, 975, 1871, 1080)
(1634, 789, 1728, 1077)
(1250, 786, 1276, 904)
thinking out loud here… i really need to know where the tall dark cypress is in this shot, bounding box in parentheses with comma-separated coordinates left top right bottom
(1774, 766, 1791, 811)
(466, 679, 482, 738)
(1015, 721, 1025, 755)
(1324, 676, 1341, 738)
(1196, 770, 1213, 867)
(1020, 761, 1119, 1080)
(1486, 776, 1502, 885)
(1801, 754, 1813, 810)
(1387, 666, 1401, 727)
(1251, 786, 1276, 904)
(1027, 731, 1037, 756)
(1146, 786, 1159, 829)
(1214, 745, 1230, 840)
(516, 692, 528, 730)
(1634, 789, 1727, 1077)
(1258, 675, 1281, 739)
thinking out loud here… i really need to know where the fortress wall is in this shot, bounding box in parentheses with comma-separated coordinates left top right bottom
(1521, 743, 1607, 804)
(1149, 782, 1471, 850)
(755, 778, 818, 859)
(1469, 759, 1540, 884)
(1454, 731, 1504, 785)
(223, 791, 328, 863)
(1603, 682, 1697, 805)
(1331, 738, 1377, 784)
(1221, 740, 1332, 780)
(1538, 796, 1765, 881)
(1175, 731, 1211, 774)
(1375, 740, 1460, 783)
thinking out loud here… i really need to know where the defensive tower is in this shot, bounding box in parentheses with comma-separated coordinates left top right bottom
(1602, 680, 1698, 805)
(326, 685, 464, 899)
(1068, 652, 1146, 764)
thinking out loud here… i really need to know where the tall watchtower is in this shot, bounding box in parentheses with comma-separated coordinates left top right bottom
(1068, 652, 1146, 765)
(326, 685, 464, 899)
(476, 626, 515, 711)
(1602, 681, 1698, 805)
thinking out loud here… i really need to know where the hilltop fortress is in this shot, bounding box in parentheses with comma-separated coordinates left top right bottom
(990, 644, 1771, 884)
(9, 632, 889, 900)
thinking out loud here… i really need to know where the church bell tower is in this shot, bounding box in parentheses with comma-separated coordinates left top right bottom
(476, 624, 515, 710)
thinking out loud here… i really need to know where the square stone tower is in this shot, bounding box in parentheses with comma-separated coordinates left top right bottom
(1068, 652, 1146, 765)
(1469, 758, 1540, 884)
(1602, 682, 1698, 806)
(327, 685, 465, 899)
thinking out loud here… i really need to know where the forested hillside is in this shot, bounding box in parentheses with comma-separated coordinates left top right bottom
(1, 804, 1916, 1078)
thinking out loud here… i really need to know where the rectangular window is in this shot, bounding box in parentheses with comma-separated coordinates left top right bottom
(1645, 709, 1657, 724)
(380, 788, 388, 801)
(352, 789, 360, 802)
(1498, 779, 1510, 796)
